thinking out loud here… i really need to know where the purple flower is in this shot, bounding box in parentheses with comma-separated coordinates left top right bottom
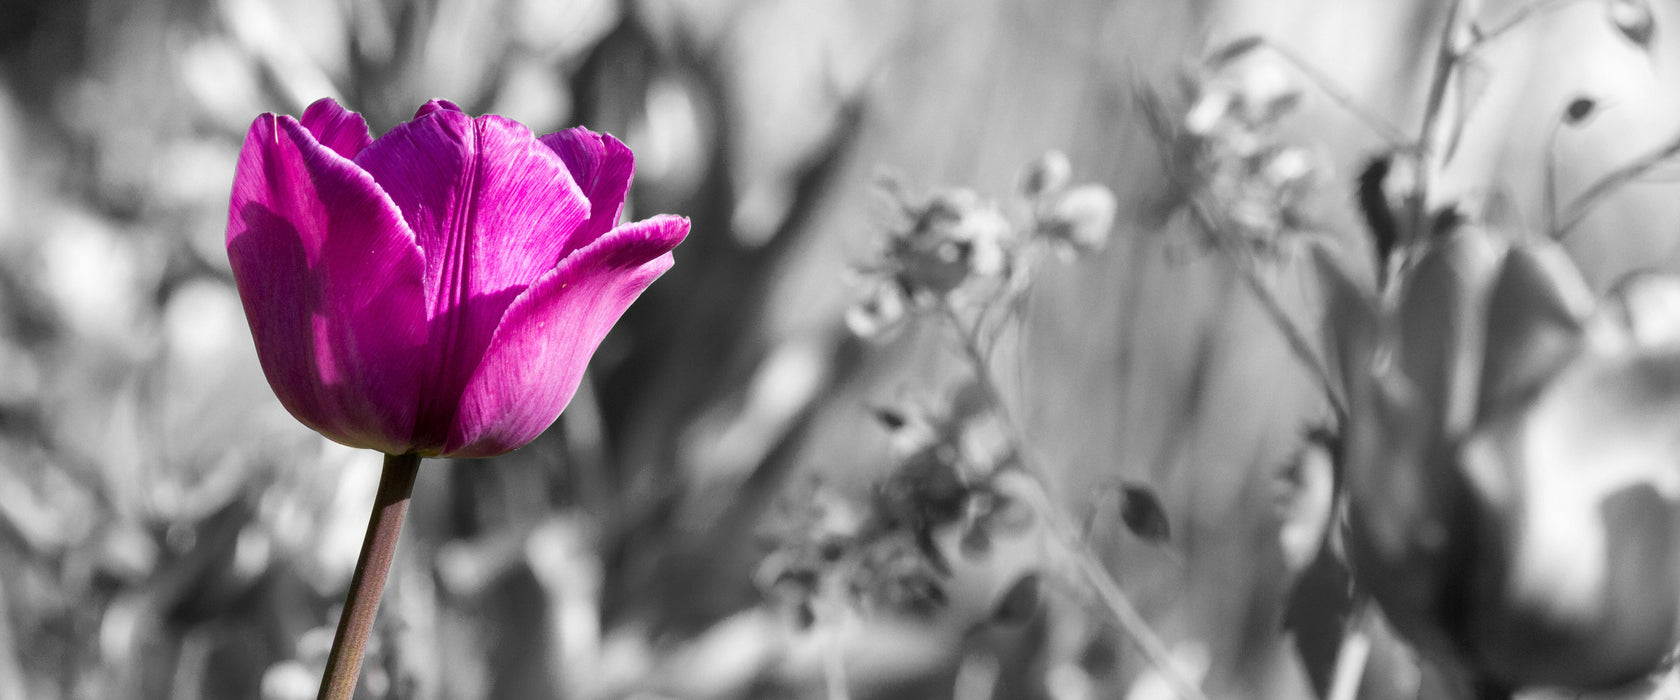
(227, 98, 687, 458)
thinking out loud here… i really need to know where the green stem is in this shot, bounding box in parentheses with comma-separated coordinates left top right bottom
(317, 452, 423, 700)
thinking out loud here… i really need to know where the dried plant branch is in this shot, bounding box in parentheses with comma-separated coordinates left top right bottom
(1411, 0, 1468, 245)
(1247, 40, 1413, 149)
(935, 302, 1211, 700)
(1185, 202, 1350, 425)
(1469, 0, 1591, 48)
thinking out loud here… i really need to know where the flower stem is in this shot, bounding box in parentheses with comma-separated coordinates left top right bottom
(317, 452, 422, 700)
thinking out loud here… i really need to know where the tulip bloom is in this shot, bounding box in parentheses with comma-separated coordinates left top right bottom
(1328, 227, 1680, 691)
(227, 98, 687, 458)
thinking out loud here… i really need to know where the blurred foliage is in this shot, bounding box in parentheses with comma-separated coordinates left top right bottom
(7, 0, 1680, 699)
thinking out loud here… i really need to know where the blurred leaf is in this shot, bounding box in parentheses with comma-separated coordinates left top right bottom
(990, 572, 1041, 627)
(1310, 242, 1377, 406)
(948, 379, 990, 424)
(959, 520, 992, 559)
(1276, 439, 1335, 575)
(1118, 482, 1171, 546)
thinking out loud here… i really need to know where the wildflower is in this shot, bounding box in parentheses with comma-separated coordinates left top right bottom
(226, 97, 687, 458)
(1029, 173, 1118, 259)
(890, 188, 1015, 296)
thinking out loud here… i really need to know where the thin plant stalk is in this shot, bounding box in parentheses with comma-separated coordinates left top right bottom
(318, 452, 423, 700)
(1183, 200, 1349, 424)
(1326, 608, 1372, 700)
(1558, 129, 1680, 238)
(1470, 0, 1590, 48)
(1143, 93, 1350, 423)
(1253, 40, 1412, 148)
(936, 301, 1210, 700)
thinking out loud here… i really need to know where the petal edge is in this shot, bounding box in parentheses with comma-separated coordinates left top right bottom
(442, 215, 689, 457)
(227, 113, 427, 453)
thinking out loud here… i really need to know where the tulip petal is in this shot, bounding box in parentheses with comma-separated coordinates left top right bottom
(1308, 243, 1376, 411)
(355, 107, 592, 450)
(442, 215, 689, 457)
(1475, 244, 1590, 422)
(227, 113, 426, 454)
(300, 97, 373, 160)
(540, 127, 634, 253)
(1394, 229, 1504, 437)
(1464, 330, 1680, 687)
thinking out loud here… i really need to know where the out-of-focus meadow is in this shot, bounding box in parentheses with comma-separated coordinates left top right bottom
(6, 0, 1680, 698)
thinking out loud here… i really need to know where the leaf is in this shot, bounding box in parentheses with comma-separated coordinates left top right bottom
(991, 572, 1042, 626)
(1118, 482, 1171, 546)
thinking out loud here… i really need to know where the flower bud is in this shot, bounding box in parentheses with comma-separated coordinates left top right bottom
(846, 280, 908, 339)
(890, 188, 1014, 295)
(1038, 184, 1118, 256)
(1018, 150, 1072, 198)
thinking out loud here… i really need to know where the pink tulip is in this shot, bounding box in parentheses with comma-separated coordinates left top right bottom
(227, 97, 687, 458)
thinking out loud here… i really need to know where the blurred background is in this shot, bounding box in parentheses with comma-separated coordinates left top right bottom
(2, 0, 1679, 698)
